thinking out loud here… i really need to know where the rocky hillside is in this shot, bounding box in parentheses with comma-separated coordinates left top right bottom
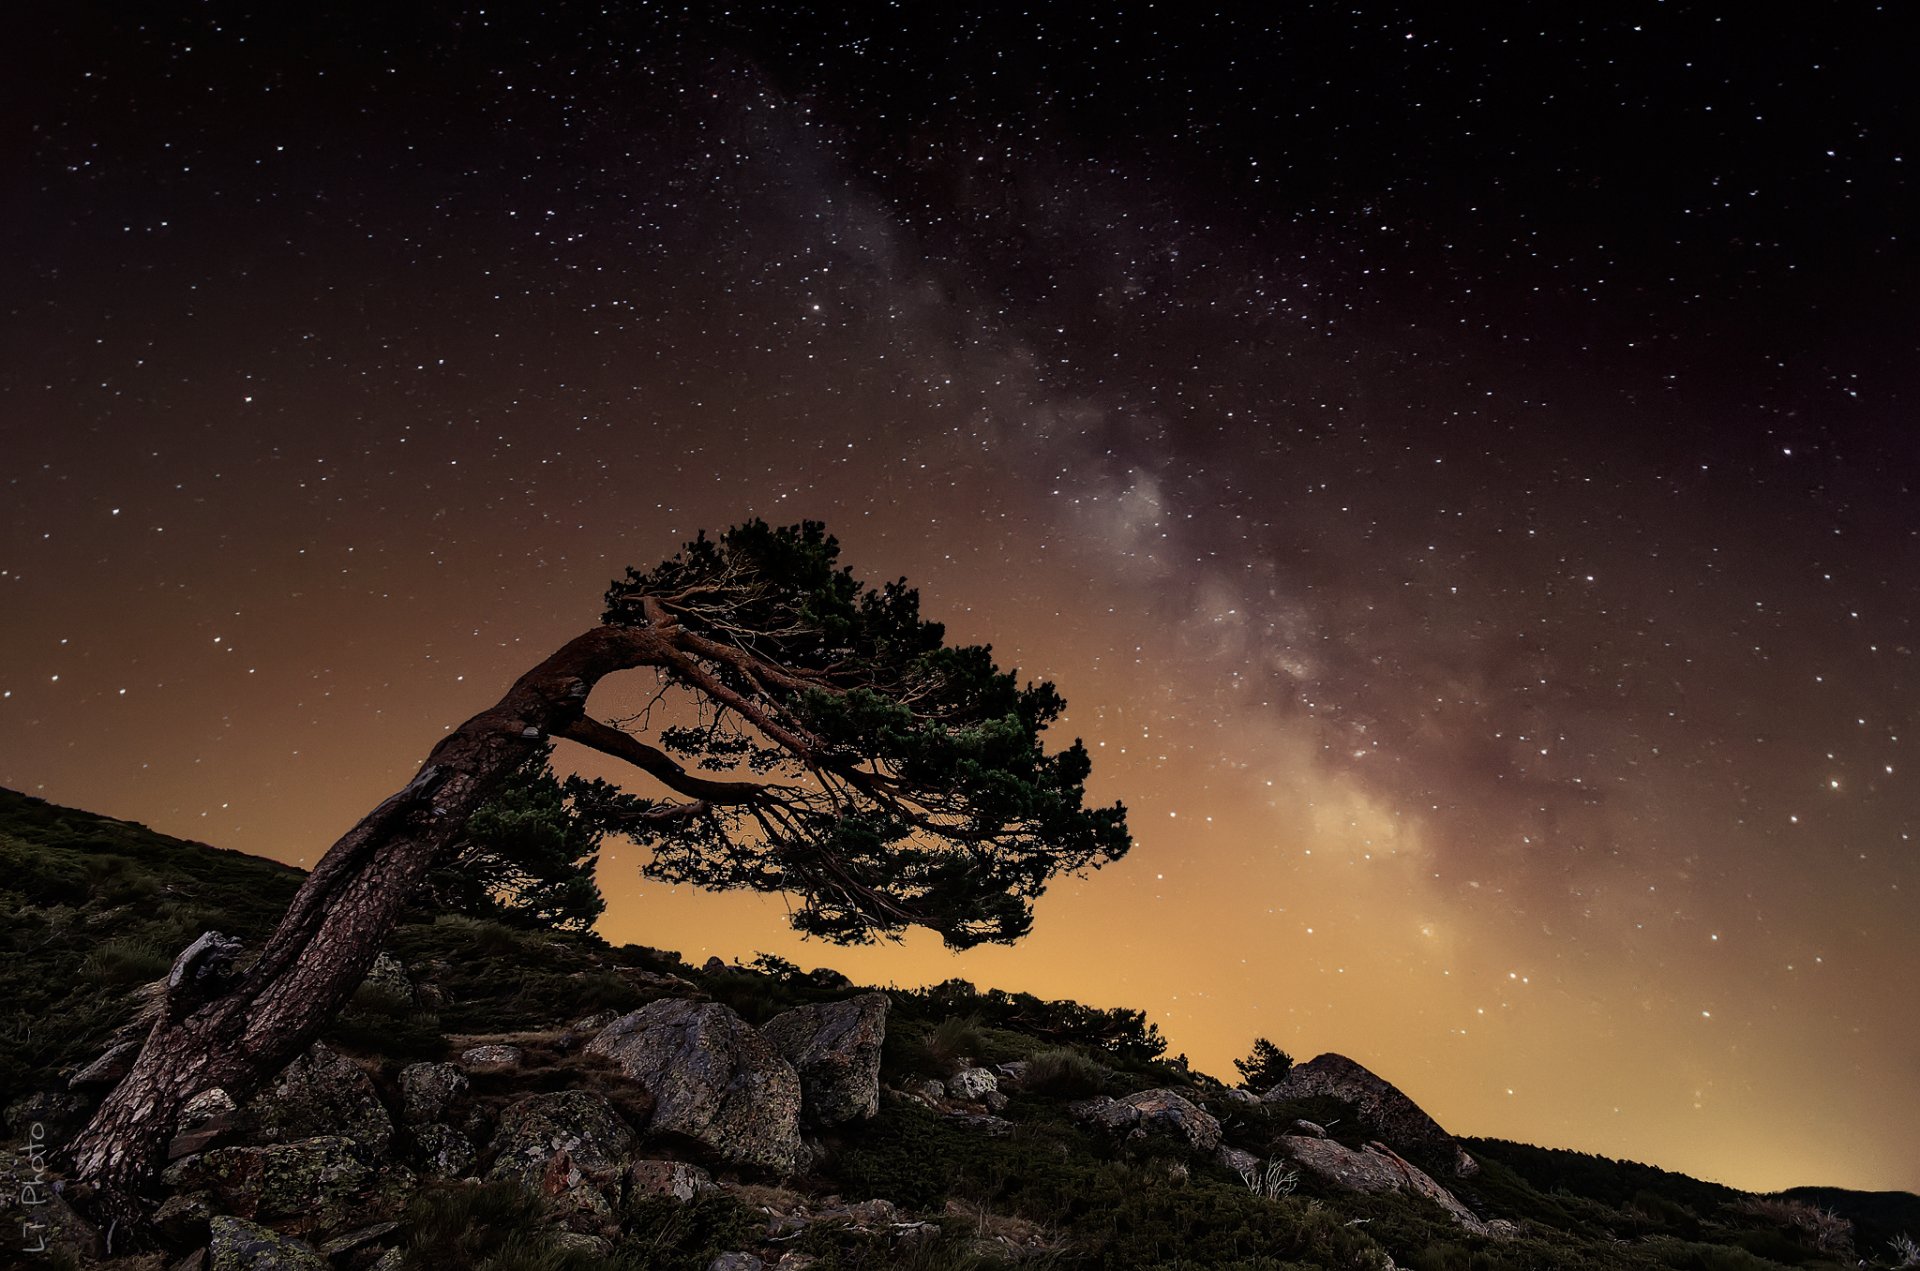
(5, 787, 1918, 1271)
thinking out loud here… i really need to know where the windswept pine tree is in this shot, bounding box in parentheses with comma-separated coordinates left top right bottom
(68, 520, 1131, 1221)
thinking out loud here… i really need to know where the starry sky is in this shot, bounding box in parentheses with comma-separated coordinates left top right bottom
(4, 4, 1916, 1193)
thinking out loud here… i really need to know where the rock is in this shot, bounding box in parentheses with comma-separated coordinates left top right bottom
(182, 1087, 239, 1128)
(572, 1010, 621, 1035)
(1277, 1136, 1486, 1234)
(458, 1043, 525, 1072)
(412, 1123, 476, 1178)
(707, 1254, 764, 1271)
(249, 1043, 392, 1154)
(775, 1254, 820, 1270)
(983, 1090, 1009, 1113)
(320, 1222, 403, 1256)
(1216, 1144, 1262, 1180)
(587, 999, 803, 1173)
(760, 993, 889, 1125)
(172, 1249, 209, 1271)
(154, 1190, 216, 1243)
(948, 1066, 998, 1101)
(399, 1062, 469, 1126)
(68, 1038, 142, 1088)
(821, 1198, 898, 1227)
(208, 1215, 330, 1270)
(1069, 1090, 1221, 1153)
(487, 1090, 637, 1223)
(166, 1135, 383, 1230)
(1221, 1088, 1260, 1105)
(944, 1112, 1014, 1136)
(362, 952, 416, 1004)
(1265, 1053, 1454, 1157)
(629, 1158, 714, 1201)
(1291, 1119, 1328, 1138)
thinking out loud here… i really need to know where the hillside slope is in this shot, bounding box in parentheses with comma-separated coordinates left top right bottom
(4, 787, 1915, 1271)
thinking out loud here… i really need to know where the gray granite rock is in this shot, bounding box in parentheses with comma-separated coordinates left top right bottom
(588, 999, 803, 1173)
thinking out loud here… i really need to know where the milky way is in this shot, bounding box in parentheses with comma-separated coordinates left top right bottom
(4, 6, 1915, 1190)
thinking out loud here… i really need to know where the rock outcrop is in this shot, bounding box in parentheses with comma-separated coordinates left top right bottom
(1069, 1089, 1222, 1153)
(1264, 1053, 1475, 1172)
(1277, 1135, 1487, 1234)
(760, 993, 889, 1125)
(588, 999, 804, 1173)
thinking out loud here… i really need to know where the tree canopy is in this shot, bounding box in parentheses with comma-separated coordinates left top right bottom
(428, 745, 608, 933)
(583, 519, 1133, 948)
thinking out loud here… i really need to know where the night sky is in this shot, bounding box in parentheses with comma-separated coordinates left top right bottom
(5, 5, 1916, 1193)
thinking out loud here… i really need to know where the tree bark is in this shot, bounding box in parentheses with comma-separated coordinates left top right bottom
(66, 623, 674, 1224)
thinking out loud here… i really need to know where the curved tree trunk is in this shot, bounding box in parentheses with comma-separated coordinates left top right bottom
(66, 623, 672, 1224)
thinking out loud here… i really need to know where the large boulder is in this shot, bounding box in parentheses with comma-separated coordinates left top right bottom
(1264, 1053, 1455, 1161)
(247, 1043, 392, 1155)
(1278, 1135, 1486, 1234)
(587, 1000, 803, 1173)
(760, 993, 889, 1125)
(487, 1090, 637, 1224)
(1068, 1089, 1222, 1153)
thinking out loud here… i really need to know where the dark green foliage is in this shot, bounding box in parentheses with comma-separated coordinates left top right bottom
(1464, 1137, 1744, 1218)
(429, 745, 609, 934)
(397, 1182, 616, 1271)
(1777, 1187, 1920, 1253)
(600, 520, 1131, 950)
(0, 788, 303, 1107)
(1233, 1038, 1294, 1090)
(897, 979, 1167, 1065)
(1020, 1047, 1109, 1098)
(621, 1193, 760, 1269)
(0, 789, 1892, 1271)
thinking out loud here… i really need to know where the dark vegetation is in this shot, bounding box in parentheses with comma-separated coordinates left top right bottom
(5, 784, 1914, 1270)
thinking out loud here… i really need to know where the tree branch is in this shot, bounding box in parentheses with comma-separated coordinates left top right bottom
(556, 716, 769, 804)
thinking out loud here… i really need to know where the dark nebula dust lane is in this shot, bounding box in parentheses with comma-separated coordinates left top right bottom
(3, 5, 1916, 1191)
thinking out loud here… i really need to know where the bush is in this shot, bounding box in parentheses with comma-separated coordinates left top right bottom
(1020, 1047, 1107, 1098)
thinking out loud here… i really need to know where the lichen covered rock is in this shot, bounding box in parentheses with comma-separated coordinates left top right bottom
(247, 1043, 392, 1154)
(587, 999, 803, 1172)
(208, 1215, 330, 1270)
(629, 1158, 713, 1201)
(487, 1089, 637, 1223)
(760, 993, 889, 1125)
(399, 1062, 469, 1126)
(947, 1066, 998, 1102)
(412, 1122, 476, 1178)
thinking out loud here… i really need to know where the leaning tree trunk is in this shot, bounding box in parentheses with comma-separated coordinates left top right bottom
(66, 622, 672, 1224)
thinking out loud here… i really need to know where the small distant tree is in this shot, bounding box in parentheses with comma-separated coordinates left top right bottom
(69, 519, 1131, 1221)
(427, 745, 608, 933)
(1234, 1037, 1295, 1090)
